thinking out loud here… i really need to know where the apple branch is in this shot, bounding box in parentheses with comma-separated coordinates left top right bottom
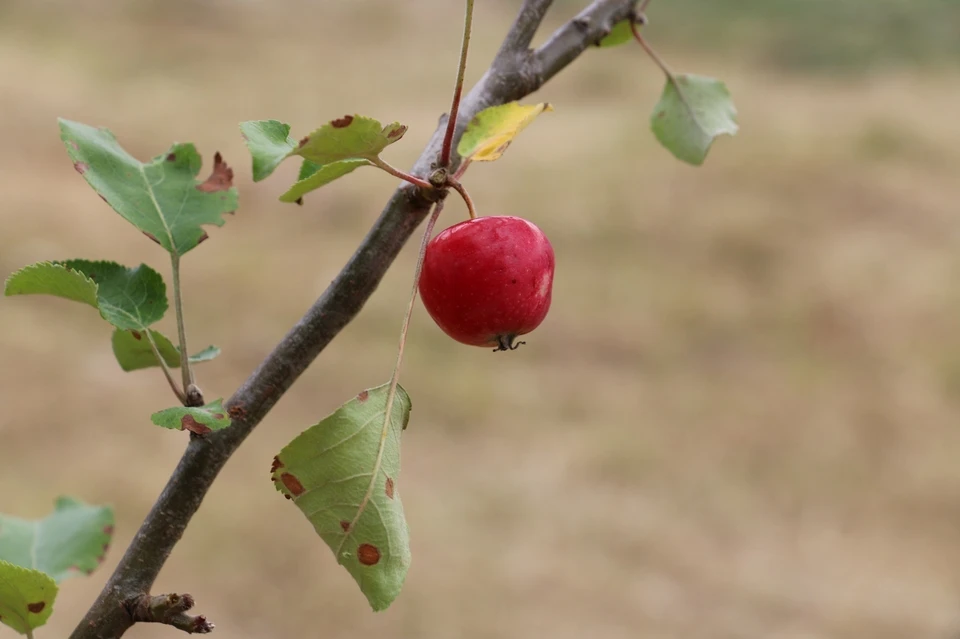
(68, 2, 638, 637)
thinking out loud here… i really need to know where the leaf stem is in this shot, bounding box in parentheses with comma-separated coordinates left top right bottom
(26, 629, 35, 639)
(383, 200, 444, 422)
(144, 330, 186, 403)
(445, 177, 478, 219)
(338, 200, 445, 555)
(369, 156, 434, 190)
(631, 19, 674, 81)
(440, 0, 475, 168)
(170, 254, 194, 402)
(631, 20, 700, 124)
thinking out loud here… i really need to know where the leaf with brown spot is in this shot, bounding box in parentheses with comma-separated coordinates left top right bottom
(150, 399, 232, 433)
(357, 544, 381, 566)
(0, 561, 57, 634)
(196, 152, 234, 193)
(59, 118, 238, 256)
(240, 115, 408, 204)
(271, 383, 412, 611)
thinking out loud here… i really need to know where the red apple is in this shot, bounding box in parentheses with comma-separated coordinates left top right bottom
(418, 215, 555, 351)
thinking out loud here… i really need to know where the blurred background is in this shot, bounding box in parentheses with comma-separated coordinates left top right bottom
(2, 0, 960, 637)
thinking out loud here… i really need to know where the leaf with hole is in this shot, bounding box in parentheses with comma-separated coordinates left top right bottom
(458, 102, 553, 163)
(111, 328, 219, 372)
(650, 74, 738, 166)
(0, 562, 57, 635)
(0, 496, 114, 583)
(5, 260, 167, 331)
(60, 118, 238, 255)
(271, 383, 412, 611)
(598, 19, 634, 47)
(151, 400, 231, 434)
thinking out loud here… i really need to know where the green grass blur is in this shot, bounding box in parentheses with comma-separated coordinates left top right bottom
(2, 1, 960, 637)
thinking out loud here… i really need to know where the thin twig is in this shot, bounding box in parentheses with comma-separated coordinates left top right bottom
(439, 0, 475, 167)
(68, 3, 639, 638)
(369, 156, 434, 190)
(446, 177, 478, 219)
(144, 329, 186, 403)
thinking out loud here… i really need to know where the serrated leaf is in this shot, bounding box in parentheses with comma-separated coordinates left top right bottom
(291, 115, 407, 165)
(111, 328, 219, 372)
(0, 561, 57, 635)
(598, 19, 634, 47)
(2, 261, 98, 309)
(279, 159, 371, 204)
(240, 120, 297, 182)
(650, 74, 738, 166)
(458, 102, 553, 163)
(0, 497, 114, 583)
(5, 261, 167, 331)
(59, 118, 238, 256)
(151, 399, 231, 434)
(271, 383, 412, 611)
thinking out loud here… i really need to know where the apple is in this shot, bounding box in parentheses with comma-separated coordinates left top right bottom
(418, 215, 555, 351)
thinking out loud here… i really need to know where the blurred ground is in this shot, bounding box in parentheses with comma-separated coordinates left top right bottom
(3, 1, 960, 638)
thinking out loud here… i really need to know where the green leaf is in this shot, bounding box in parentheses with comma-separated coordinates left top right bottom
(290, 115, 407, 165)
(458, 102, 553, 163)
(111, 328, 219, 372)
(59, 118, 238, 256)
(598, 19, 634, 47)
(151, 400, 232, 434)
(0, 561, 57, 635)
(239, 115, 406, 203)
(240, 120, 297, 182)
(2, 261, 98, 309)
(298, 159, 323, 182)
(0, 497, 114, 583)
(650, 74, 739, 166)
(5, 261, 167, 331)
(271, 383, 412, 612)
(279, 159, 371, 204)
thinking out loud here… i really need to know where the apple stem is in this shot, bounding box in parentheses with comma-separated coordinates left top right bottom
(378, 199, 445, 459)
(440, 0, 475, 168)
(446, 176, 477, 219)
(369, 156, 435, 191)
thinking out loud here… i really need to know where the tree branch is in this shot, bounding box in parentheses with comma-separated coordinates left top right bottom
(495, 0, 554, 61)
(69, 2, 638, 637)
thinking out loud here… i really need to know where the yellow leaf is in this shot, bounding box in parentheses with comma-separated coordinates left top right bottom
(458, 102, 553, 163)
